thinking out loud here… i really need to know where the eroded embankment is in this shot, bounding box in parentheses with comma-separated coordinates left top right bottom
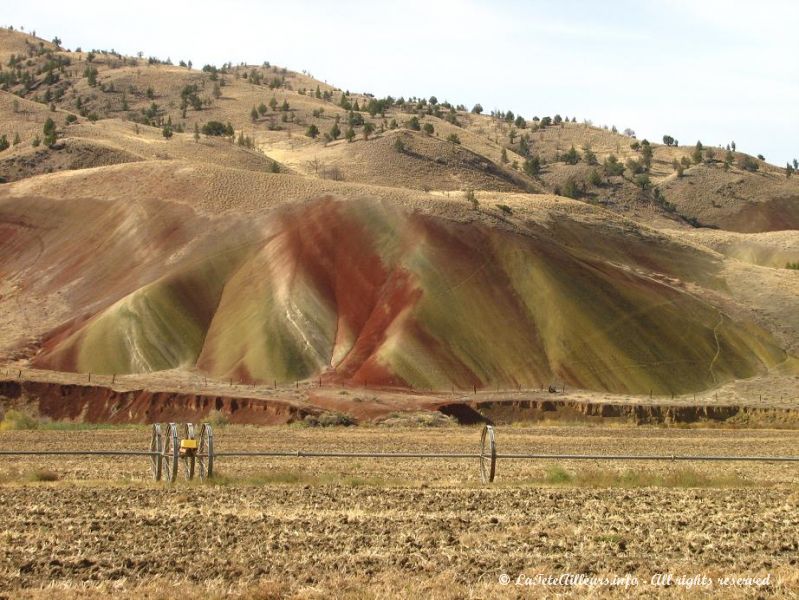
(2, 378, 799, 428)
(458, 399, 799, 428)
(0, 380, 316, 424)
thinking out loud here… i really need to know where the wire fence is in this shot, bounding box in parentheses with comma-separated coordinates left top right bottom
(2, 425, 798, 485)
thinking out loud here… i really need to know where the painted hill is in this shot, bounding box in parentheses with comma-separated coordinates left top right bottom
(0, 162, 793, 395)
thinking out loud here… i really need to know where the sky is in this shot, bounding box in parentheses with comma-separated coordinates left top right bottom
(7, 0, 798, 165)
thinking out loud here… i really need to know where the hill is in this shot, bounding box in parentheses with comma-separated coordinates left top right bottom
(1, 28, 797, 230)
(0, 27, 797, 399)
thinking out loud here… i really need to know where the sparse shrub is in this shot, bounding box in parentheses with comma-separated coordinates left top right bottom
(0, 135, 8, 152)
(393, 136, 405, 153)
(561, 178, 580, 198)
(465, 188, 479, 209)
(496, 204, 512, 215)
(634, 173, 651, 189)
(471, 103, 483, 114)
(306, 124, 319, 138)
(446, 133, 461, 144)
(625, 158, 644, 175)
(345, 127, 355, 142)
(422, 123, 434, 136)
(545, 466, 574, 484)
(602, 154, 624, 176)
(205, 410, 230, 427)
(785, 261, 799, 270)
(738, 155, 759, 172)
(407, 116, 421, 131)
(329, 123, 340, 140)
(0, 409, 39, 431)
(302, 411, 355, 427)
(588, 169, 602, 186)
(26, 469, 59, 482)
(65, 114, 77, 124)
(201, 121, 228, 136)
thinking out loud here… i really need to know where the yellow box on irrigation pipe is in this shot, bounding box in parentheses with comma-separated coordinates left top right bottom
(180, 439, 198, 450)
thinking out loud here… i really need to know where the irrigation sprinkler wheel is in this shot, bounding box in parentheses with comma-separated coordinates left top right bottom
(180, 423, 196, 481)
(149, 424, 163, 481)
(197, 423, 214, 482)
(479, 425, 496, 484)
(161, 423, 179, 484)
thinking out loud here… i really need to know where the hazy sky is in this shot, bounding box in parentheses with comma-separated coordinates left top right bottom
(8, 0, 798, 165)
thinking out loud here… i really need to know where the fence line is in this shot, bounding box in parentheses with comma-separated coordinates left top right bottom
(2, 423, 799, 487)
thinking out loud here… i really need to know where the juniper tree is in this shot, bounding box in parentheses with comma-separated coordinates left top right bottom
(582, 144, 597, 165)
(603, 154, 624, 176)
(562, 145, 580, 164)
(523, 155, 541, 177)
(692, 141, 703, 164)
(362, 122, 375, 140)
(43, 117, 57, 146)
(641, 140, 653, 169)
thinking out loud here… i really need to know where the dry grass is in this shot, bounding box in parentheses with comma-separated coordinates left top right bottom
(0, 425, 797, 598)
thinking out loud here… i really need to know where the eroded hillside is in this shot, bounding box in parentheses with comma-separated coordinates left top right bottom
(0, 27, 797, 399)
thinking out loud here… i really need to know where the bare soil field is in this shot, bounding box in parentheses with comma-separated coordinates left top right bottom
(1, 425, 798, 598)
